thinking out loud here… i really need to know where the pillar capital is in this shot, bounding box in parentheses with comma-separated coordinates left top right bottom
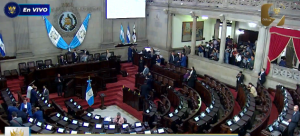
(190, 11, 198, 18)
(219, 14, 226, 22)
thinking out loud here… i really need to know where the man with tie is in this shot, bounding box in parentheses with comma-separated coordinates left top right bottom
(43, 85, 49, 101)
(32, 107, 44, 122)
(8, 103, 19, 121)
(236, 71, 244, 92)
(55, 74, 64, 96)
(288, 105, 300, 136)
(59, 55, 67, 65)
(10, 112, 23, 126)
(141, 65, 149, 76)
(30, 86, 38, 107)
(258, 68, 266, 85)
(20, 99, 32, 116)
(169, 52, 175, 64)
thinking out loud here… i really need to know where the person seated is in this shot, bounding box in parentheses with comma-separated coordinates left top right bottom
(80, 53, 88, 62)
(10, 112, 23, 126)
(248, 83, 257, 97)
(20, 99, 32, 116)
(72, 49, 78, 63)
(59, 55, 67, 65)
(140, 65, 149, 76)
(141, 82, 151, 99)
(113, 112, 124, 125)
(17, 108, 28, 123)
(106, 50, 112, 60)
(235, 53, 242, 66)
(32, 107, 44, 122)
(279, 57, 287, 67)
(183, 70, 190, 82)
(8, 103, 19, 121)
(241, 57, 248, 68)
(156, 55, 161, 66)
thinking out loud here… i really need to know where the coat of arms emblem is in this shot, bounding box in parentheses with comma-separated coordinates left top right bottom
(58, 12, 77, 32)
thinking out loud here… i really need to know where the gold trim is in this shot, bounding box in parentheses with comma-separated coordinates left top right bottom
(270, 32, 300, 39)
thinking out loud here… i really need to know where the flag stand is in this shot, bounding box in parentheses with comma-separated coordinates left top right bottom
(87, 76, 94, 112)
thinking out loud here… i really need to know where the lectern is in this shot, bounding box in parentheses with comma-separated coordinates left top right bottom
(100, 93, 106, 110)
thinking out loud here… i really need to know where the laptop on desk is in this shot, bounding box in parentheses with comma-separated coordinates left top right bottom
(92, 124, 104, 133)
(134, 122, 143, 132)
(106, 124, 116, 134)
(157, 128, 165, 134)
(70, 130, 77, 134)
(23, 118, 35, 127)
(40, 125, 54, 134)
(79, 122, 90, 132)
(31, 121, 43, 132)
(56, 128, 65, 134)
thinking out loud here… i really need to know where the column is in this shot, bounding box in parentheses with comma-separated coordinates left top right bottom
(166, 13, 173, 50)
(254, 26, 268, 73)
(191, 16, 198, 55)
(218, 18, 227, 63)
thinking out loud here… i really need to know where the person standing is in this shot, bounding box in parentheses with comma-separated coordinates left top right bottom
(169, 52, 175, 64)
(113, 112, 124, 125)
(55, 74, 64, 96)
(236, 71, 244, 92)
(258, 68, 266, 86)
(128, 46, 133, 62)
(188, 67, 197, 88)
(26, 84, 33, 99)
(43, 85, 49, 101)
(288, 105, 300, 136)
(30, 86, 38, 107)
(138, 57, 144, 73)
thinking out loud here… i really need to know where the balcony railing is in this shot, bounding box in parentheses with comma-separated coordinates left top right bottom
(271, 64, 300, 83)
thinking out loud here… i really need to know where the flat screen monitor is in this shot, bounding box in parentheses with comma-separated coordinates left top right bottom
(149, 106, 152, 110)
(168, 113, 173, 118)
(144, 130, 151, 134)
(83, 122, 89, 127)
(28, 118, 34, 123)
(135, 122, 142, 128)
(77, 105, 81, 109)
(179, 105, 182, 109)
(175, 109, 178, 114)
(70, 99, 73, 102)
(73, 102, 77, 106)
(200, 112, 206, 118)
(157, 128, 164, 134)
(70, 130, 77, 134)
(234, 116, 240, 122)
(109, 125, 115, 129)
(57, 128, 64, 133)
(39, 94, 42, 97)
(206, 107, 210, 113)
(41, 97, 45, 100)
(240, 112, 244, 117)
(47, 104, 51, 107)
(145, 109, 150, 113)
(122, 124, 128, 129)
(87, 113, 92, 117)
(63, 117, 68, 121)
(210, 104, 213, 109)
(95, 124, 102, 129)
(194, 116, 199, 121)
(44, 100, 48, 103)
(94, 115, 100, 120)
(36, 122, 42, 127)
(56, 113, 61, 118)
(130, 132, 137, 134)
(72, 120, 78, 124)
(268, 126, 273, 132)
(227, 120, 233, 126)
(243, 108, 247, 113)
(104, 117, 111, 122)
(46, 125, 53, 130)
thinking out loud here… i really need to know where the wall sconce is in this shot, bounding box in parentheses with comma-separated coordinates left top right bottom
(202, 16, 208, 20)
(248, 23, 257, 27)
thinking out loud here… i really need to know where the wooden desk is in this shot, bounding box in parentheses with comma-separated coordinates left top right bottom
(0, 78, 7, 90)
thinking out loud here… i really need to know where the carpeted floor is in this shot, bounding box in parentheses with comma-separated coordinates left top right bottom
(3, 62, 279, 125)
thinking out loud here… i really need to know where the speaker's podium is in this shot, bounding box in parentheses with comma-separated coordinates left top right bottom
(99, 93, 106, 110)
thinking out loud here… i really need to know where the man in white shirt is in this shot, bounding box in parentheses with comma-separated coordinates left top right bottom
(27, 84, 34, 99)
(235, 53, 242, 66)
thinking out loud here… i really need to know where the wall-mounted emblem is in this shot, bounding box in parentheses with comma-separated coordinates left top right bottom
(58, 12, 77, 32)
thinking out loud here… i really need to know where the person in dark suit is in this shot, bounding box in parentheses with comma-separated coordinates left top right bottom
(236, 71, 244, 92)
(128, 46, 133, 62)
(10, 112, 23, 126)
(175, 54, 181, 67)
(188, 67, 197, 88)
(42, 85, 49, 101)
(258, 68, 266, 85)
(141, 82, 151, 99)
(32, 107, 44, 122)
(146, 72, 153, 89)
(17, 109, 28, 123)
(288, 105, 300, 136)
(8, 103, 19, 121)
(55, 74, 64, 96)
(72, 49, 78, 63)
(81, 49, 89, 55)
(180, 54, 187, 67)
(138, 57, 144, 73)
(59, 55, 67, 65)
(20, 99, 32, 116)
(169, 52, 175, 64)
(30, 86, 38, 107)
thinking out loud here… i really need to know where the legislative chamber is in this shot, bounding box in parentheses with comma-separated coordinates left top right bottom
(0, 0, 300, 136)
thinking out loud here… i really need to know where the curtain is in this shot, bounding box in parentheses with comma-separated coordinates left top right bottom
(266, 34, 290, 74)
(266, 27, 300, 75)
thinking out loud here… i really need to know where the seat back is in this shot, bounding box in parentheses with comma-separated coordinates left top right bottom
(45, 59, 52, 66)
(168, 80, 174, 87)
(158, 75, 163, 82)
(163, 78, 168, 85)
(3, 70, 11, 76)
(94, 53, 100, 60)
(27, 61, 35, 68)
(36, 60, 43, 66)
(88, 54, 94, 61)
(18, 62, 26, 69)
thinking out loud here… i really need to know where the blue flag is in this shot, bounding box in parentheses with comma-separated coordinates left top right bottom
(0, 34, 6, 56)
(69, 13, 91, 49)
(86, 79, 94, 106)
(126, 24, 131, 44)
(120, 24, 125, 44)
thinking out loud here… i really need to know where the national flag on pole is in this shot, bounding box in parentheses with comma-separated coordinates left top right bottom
(120, 24, 125, 44)
(43, 16, 68, 50)
(132, 24, 136, 43)
(86, 79, 94, 106)
(0, 33, 6, 56)
(126, 24, 131, 44)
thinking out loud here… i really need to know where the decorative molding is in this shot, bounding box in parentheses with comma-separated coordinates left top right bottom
(271, 64, 300, 83)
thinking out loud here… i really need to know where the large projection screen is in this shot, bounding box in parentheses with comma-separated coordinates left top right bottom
(107, 0, 146, 19)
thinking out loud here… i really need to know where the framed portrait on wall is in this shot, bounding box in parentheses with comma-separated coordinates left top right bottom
(181, 21, 204, 42)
